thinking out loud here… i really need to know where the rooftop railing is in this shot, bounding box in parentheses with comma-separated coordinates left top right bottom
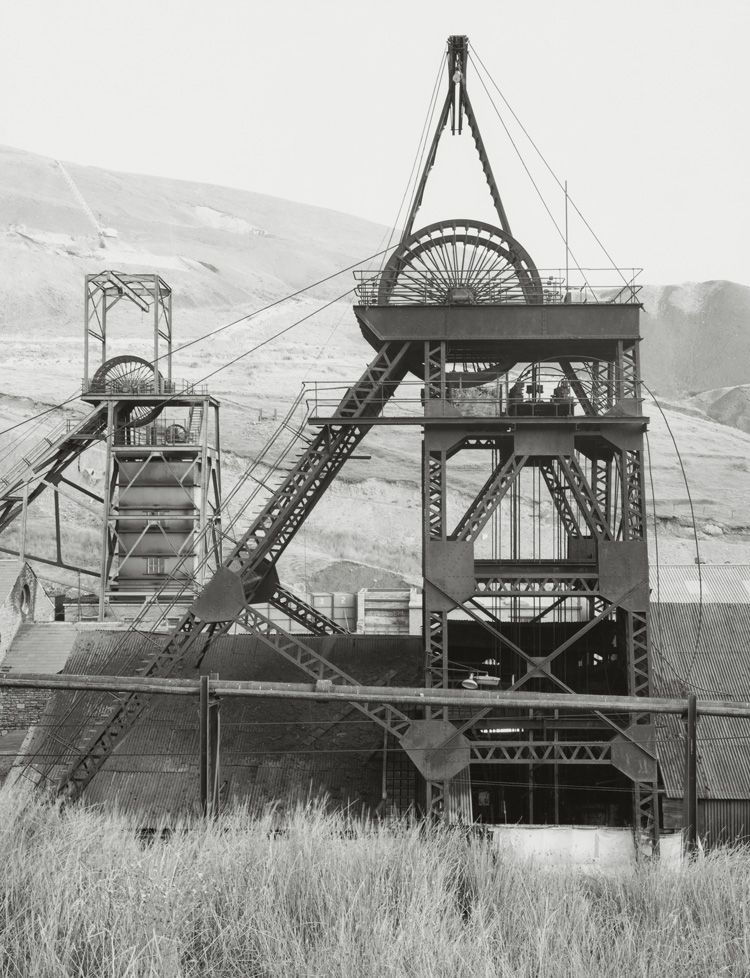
(304, 372, 642, 422)
(354, 268, 642, 306)
(82, 377, 210, 397)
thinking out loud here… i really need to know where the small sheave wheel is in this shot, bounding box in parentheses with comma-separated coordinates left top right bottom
(165, 423, 187, 444)
(90, 354, 166, 427)
(378, 219, 542, 305)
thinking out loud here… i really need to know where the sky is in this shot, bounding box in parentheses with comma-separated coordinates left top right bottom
(1, 0, 748, 286)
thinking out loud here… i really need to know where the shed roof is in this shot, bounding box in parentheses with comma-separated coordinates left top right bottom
(1, 623, 79, 675)
(18, 631, 422, 822)
(650, 564, 750, 604)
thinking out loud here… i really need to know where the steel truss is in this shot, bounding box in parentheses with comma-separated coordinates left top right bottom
(32, 36, 658, 847)
(418, 335, 658, 840)
(47, 342, 412, 800)
(0, 405, 109, 575)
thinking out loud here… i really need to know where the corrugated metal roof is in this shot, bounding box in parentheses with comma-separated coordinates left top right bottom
(19, 631, 421, 823)
(14, 575, 750, 808)
(650, 564, 750, 604)
(2, 623, 79, 675)
(652, 602, 750, 800)
(0, 560, 22, 605)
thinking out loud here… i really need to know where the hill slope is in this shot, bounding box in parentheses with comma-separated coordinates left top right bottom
(0, 144, 748, 592)
(640, 282, 750, 395)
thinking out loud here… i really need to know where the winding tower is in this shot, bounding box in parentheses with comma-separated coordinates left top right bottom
(34, 37, 659, 844)
(0, 272, 222, 622)
(82, 272, 222, 618)
(351, 36, 658, 834)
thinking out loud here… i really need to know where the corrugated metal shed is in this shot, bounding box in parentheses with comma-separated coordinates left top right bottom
(652, 600, 750, 801)
(18, 631, 423, 822)
(650, 564, 750, 604)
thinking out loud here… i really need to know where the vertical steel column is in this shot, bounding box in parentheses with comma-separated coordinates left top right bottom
(421, 341, 450, 814)
(101, 289, 108, 370)
(83, 276, 90, 391)
(19, 485, 28, 564)
(153, 276, 161, 393)
(591, 456, 613, 533)
(54, 492, 62, 565)
(615, 340, 625, 403)
(98, 401, 115, 620)
(197, 398, 209, 587)
(166, 288, 173, 388)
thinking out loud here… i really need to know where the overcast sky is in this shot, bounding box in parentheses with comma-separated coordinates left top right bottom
(1, 0, 747, 286)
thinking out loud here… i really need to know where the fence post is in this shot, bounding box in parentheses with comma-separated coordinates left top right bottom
(199, 674, 208, 814)
(200, 672, 221, 818)
(208, 672, 221, 819)
(684, 693, 698, 854)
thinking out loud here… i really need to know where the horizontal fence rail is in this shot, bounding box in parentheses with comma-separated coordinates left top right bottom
(4, 673, 750, 718)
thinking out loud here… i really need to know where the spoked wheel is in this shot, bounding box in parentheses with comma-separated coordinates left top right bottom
(378, 219, 542, 305)
(90, 355, 165, 427)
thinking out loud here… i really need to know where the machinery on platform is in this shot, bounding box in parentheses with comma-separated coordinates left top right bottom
(0, 271, 222, 621)
(15, 36, 659, 842)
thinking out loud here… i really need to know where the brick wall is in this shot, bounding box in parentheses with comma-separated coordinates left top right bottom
(0, 687, 51, 731)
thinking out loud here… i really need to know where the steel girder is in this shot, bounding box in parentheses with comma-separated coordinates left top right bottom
(48, 342, 412, 801)
(268, 582, 347, 635)
(0, 404, 110, 576)
(469, 742, 612, 764)
(452, 454, 528, 542)
(418, 340, 658, 835)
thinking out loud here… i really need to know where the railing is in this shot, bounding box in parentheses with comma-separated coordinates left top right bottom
(0, 408, 106, 493)
(120, 418, 199, 447)
(82, 377, 210, 397)
(354, 268, 642, 306)
(304, 372, 642, 421)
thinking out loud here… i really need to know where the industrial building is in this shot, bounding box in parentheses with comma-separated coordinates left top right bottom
(1, 36, 748, 854)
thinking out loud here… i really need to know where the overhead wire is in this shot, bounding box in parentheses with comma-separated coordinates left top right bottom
(641, 382, 704, 687)
(8, 51, 724, 797)
(390, 51, 447, 250)
(467, 52, 595, 299)
(0, 243, 394, 442)
(13, 263, 392, 775)
(469, 43, 632, 289)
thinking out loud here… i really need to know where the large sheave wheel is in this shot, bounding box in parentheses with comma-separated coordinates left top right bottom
(90, 355, 165, 427)
(378, 219, 542, 305)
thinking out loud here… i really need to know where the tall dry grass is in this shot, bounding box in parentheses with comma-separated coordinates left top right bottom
(2, 784, 750, 977)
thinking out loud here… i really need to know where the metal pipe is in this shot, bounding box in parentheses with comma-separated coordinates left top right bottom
(5, 672, 750, 719)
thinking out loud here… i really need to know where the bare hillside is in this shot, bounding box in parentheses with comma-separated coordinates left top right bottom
(0, 144, 748, 590)
(640, 282, 750, 396)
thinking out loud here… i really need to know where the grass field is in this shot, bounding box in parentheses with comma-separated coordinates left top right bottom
(2, 785, 749, 977)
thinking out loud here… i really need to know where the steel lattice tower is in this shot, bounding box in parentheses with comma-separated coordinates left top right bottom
(35, 39, 660, 844)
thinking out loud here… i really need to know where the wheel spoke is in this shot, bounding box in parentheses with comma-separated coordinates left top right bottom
(380, 220, 541, 305)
